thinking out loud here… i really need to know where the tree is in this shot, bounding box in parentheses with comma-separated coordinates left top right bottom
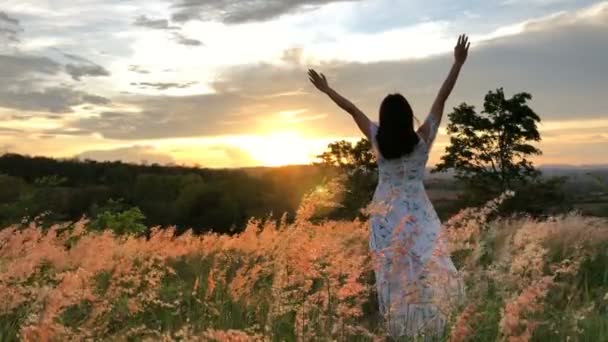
(433, 88, 542, 201)
(89, 204, 148, 236)
(316, 139, 377, 219)
(0, 174, 26, 203)
(316, 139, 376, 173)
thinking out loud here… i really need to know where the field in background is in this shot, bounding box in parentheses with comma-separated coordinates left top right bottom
(1, 183, 607, 341)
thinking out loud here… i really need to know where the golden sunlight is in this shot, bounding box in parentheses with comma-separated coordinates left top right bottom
(246, 131, 316, 167)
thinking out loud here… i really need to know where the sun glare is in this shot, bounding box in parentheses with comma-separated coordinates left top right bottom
(246, 131, 315, 167)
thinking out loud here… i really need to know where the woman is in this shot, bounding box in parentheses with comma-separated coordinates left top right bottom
(308, 35, 470, 339)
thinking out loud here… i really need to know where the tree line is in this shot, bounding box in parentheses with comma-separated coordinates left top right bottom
(0, 155, 332, 234)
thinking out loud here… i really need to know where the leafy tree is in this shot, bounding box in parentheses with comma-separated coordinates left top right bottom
(89, 206, 147, 236)
(433, 88, 542, 201)
(0, 174, 26, 203)
(316, 139, 376, 173)
(0, 174, 28, 225)
(15, 175, 70, 226)
(316, 139, 377, 219)
(89, 198, 130, 218)
(133, 174, 182, 226)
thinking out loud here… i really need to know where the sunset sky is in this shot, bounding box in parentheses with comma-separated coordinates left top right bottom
(1, 0, 607, 168)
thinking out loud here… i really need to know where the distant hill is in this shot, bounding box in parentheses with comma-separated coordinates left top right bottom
(539, 165, 608, 178)
(540, 164, 608, 170)
(240, 164, 608, 180)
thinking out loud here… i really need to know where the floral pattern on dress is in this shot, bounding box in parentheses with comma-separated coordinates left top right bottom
(368, 114, 465, 340)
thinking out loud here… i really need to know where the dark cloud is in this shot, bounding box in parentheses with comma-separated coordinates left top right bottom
(62, 53, 93, 63)
(70, 3, 608, 140)
(458, 7, 608, 119)
(169, 0, 360, 24)
(0, 53, 111, 113)
(0, 12, 19, 26)
(73, 93, 248, 139)
(172, 32, 204, 46)
(82, 94, 111, 105)
(0, 86, 112, 113)
(0, 54, 61, 79)
(133, 15, 178, 30)
(76, 145, 176, 165)
(0, 11, 21, 43)
(131, 17, 203, 46)
(99, 111, 127, 120)
(0, 28, 20, 43)
(65, 62, 110, 81)
(130, 81, 198, 90)
(60, 53, 111, 81)
(0, 15, 113, 115)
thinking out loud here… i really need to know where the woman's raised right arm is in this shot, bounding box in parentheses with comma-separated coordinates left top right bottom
(308, 69, 372, 140)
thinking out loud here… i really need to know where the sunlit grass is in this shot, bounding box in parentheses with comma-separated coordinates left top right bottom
(1, 181, 607, 341)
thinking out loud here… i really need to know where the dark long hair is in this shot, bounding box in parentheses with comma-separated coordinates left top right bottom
(375, 93, 419, 160)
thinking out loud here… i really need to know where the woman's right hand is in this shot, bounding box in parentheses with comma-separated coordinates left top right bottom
(454, 34, 470, 65)
(308, 69, 331, 93)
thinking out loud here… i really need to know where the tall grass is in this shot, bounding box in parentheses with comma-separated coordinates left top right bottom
(1, 180, 607, 341)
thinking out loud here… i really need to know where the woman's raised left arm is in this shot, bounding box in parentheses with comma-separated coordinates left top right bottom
(419, 34, 470, 144)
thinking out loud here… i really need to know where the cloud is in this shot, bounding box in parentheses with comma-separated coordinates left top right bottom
(0, 12, 19, 26)
(130, 81, 198, 90)
(64, 2, 607, 143)
(0, 127, 22, 135)
(133, 15, 203, 46)
(0, 11, 21, 44)
(81, 94, 111, 105)
(128, 65, 151, 74)
(62, 53, 93, 64)
(281, 47, 304, 64)
(133, 15, 177, 30)
(0, 53, 110, 113)
(65, 63, 110, 81)
(72, 92, 248, 139)
(76, 145, 176, 165)
(172, 32, 204, 46)
(62, 53, 110, 81)
(6, 114, 33, 121)
(0, 54, 60, 78)
(169, 0, 361, 24)
(40, 128, 92, 137)
(0, 27, 19, 43)
(0, 86, 112, 113)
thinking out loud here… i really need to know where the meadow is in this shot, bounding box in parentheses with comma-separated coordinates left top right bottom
(1, 179, 607, 341)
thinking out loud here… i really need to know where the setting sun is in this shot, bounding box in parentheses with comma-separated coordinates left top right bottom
(246, 131, 316, 167)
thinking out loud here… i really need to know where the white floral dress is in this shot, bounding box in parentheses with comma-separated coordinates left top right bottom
(368, 115, 465, 340)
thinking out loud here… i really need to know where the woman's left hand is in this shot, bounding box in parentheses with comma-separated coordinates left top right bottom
(454, 34, 470, 66)
(308, 69, 331, 93)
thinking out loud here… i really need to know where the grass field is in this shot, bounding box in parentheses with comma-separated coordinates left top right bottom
(1, 185, 607, 341)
